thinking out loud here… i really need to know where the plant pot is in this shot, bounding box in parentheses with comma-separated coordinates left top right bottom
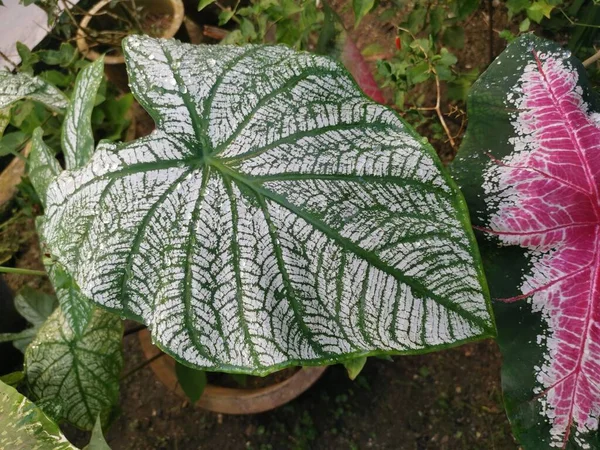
(138, 329, 327, 414)
(76, 0, 185, 65)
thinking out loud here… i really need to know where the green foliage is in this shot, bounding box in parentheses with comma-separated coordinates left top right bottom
(175, 362, 207, 403)
(203, 0, 324, 50)
(343, 357, 367, 380)
(377, 1, 479, 110)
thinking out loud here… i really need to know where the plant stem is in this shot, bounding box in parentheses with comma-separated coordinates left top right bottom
(124, 324, 147, 336)
(0, 266, 46, 276)
(121, 352, 165, 379)
(583, 48, 600, 68)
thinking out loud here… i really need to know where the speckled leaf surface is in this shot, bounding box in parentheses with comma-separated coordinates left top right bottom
(25, 308, 123, 430)
(29, 127, 61, 207)
(12, 287, 58, 353)
(453, 34, 600, 449)
(61, 57, 104, 170)
(0, 380, 76, 450)
(40, 36, 493, 375)
(0, 71, 67, 113)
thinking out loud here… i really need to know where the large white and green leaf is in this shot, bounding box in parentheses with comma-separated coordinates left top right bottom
(40, 36, 493, 375)
(0, 71, 68, 113)
(0, 380, 76, 450)
(25, 307, 123, 430)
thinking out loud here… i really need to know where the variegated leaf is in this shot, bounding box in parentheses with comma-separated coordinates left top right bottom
(0, 380, 76, 450)
(12, 287, 58, 353)
(25, 307, 123, 430)
(453, 35, 600, 449)
(0, 71, 68, 113)
(40, 36, 493, 375)
(29, 127, 61, 207)
(61, 57, 104, 170)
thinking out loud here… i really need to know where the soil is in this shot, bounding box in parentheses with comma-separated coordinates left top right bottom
(0, 2, 523, 449)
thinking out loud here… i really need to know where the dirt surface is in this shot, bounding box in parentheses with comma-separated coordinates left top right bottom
(86, 333, 515, 450)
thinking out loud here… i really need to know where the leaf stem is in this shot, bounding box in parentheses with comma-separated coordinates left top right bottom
(121, 352, 164, 379)
(0, 266, 47, 276)
(583, 49, 600, 68)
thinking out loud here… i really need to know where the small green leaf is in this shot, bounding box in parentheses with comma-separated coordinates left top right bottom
(429, 7, 445, 35)
(218, 8, 235, 25)
(25, 307, 124, 430)
(352, 0, 375, 28)
(84, 416, 111, 450)
(0, 380, 77, 449)
(407, 60, 431, 84)
(61, 56, 104, 170)
(197, 0, 215, 11)
(38, 43, 77, 68)
(519, 17, 531, 32)
(0, 371, 24, 387)
(527, 0, 555, 22)
(344, 356, 367, 380)
(175, 362, 207, 403)
(0, 131, 29, 157)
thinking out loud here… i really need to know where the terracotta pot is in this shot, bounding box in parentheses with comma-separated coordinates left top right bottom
(138, 329, 327, 414)
(76, 0, 185, 64)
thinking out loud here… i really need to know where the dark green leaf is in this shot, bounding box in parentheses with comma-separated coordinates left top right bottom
(443, 26, 465, 49)
(175, 362, 207, 403)
(197, 0, 216, 11)
(352, 0, 375, 28)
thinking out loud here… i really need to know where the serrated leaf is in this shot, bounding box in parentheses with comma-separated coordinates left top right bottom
(0, 72, 67, 113)
(175, 362, 207, 403)
(28, 127, 61, 207)
(453, 34, 600, 449)
(62, 56, 104, 170)
(344, 356, 367, 380)
(25, 307, 123, 430)
(40, 36, 493, 376)
(0, 380, 77, 450)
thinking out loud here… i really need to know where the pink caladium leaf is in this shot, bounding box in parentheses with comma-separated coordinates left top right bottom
(453, 34, 600, 449)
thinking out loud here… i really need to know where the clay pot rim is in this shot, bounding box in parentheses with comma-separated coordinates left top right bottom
(76, 0, 185, 65)
(138, 329, 327, 415)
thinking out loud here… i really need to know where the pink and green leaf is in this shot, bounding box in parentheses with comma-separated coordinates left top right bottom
(453, 34, 600, 449)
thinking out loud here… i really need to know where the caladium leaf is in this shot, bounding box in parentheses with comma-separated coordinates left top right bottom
(12, 287, 58, 353)
(61, 57, 104, 170)
(29, 127, 61, 207)
(25, 307, 123, 430)
(46, 263, 94, 338)
(40, 36, 493, 375)
(453, 34, 600, 449)
(0, 380, 76, 450)
(0, 71, 68, 113)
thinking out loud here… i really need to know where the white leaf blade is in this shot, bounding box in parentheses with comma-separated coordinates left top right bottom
(28, 127, 61, 206)
(0, 71, 68, 112)
(61, 57, 104, 170)
(41, 36, 493, 375)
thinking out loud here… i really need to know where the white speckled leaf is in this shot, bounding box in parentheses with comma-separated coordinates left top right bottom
(29, 127, 61, 207)
(12, 287, 58, 353)
(25, 308, 123, 430)
(40, 36, 493, 375)
(61, 57, 104, 170)
(0, 72, 68, 113)
(0, 380, 76, 450)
